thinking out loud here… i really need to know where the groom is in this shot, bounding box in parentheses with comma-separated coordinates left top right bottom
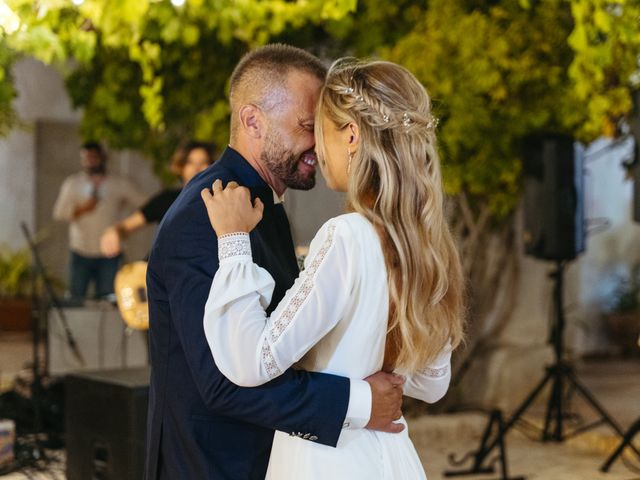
(144, 44, 405, 480)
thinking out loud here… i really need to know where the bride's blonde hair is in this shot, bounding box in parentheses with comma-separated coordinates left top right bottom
(316, 58, 465, 372)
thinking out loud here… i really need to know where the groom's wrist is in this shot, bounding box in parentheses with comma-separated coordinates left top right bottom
(343, 379, 372, 430)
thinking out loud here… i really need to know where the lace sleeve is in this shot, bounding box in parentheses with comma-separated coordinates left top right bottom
(204, 220, 354, 387)
(402, 345, 452, 404)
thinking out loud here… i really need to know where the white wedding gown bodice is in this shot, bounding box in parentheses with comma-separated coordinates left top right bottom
(204, 212, 452, 479)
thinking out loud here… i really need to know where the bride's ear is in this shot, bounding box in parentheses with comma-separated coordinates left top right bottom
(346, 122, 360, 150)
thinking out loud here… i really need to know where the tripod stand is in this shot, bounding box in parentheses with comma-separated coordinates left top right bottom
(0, 225, 85, 474)
(601, 417, 640, 472)
(20, 224, 84, 433)
(446, 260, 639, 479)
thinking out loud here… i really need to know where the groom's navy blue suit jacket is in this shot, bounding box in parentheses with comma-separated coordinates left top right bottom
(144, 147, 351, 480)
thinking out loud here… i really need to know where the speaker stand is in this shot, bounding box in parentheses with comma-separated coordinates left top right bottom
(600, 417, 640, 472)
(445, 409, 524, 480)
(445, 261, 639, 477)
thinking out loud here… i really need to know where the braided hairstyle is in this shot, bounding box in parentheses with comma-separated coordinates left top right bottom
(315, 58, 464, 372)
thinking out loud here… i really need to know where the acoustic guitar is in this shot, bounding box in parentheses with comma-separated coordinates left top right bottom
(114, 261, 149, 330)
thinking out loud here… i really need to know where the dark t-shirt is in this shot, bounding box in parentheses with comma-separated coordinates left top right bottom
(140, 188, 181, 223)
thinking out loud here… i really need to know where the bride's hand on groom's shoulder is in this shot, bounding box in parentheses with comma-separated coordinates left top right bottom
(201, 179, 264, 236)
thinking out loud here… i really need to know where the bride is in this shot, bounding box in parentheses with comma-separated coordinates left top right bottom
(200, 58, 465, 479)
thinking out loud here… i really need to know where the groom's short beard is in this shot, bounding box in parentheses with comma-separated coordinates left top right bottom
(261, 129, 316, 191)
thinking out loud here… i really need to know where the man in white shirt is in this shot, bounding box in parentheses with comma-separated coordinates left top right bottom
(53, 142, 146, 300)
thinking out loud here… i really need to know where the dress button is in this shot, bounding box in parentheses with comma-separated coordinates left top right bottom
(309, 436, 318, 441)
(342, 422, 351, 429)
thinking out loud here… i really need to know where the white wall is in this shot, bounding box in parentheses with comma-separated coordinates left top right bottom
(0, 57, 80, 249)
(0, 128, 35, 249)
(568, 137, 640, 354)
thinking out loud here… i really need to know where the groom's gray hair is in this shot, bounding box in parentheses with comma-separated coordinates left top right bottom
(229, 44, 327, 140)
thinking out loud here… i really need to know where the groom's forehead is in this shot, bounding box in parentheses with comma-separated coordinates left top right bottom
(284, 70, 322, 110)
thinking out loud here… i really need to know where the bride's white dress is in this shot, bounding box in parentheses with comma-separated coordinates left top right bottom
(204, 212, 452, 479)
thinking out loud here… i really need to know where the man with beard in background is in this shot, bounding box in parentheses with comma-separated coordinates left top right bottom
(53, 141, 145, 300)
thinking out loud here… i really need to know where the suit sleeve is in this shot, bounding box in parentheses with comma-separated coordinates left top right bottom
(156, 192, 351, 447)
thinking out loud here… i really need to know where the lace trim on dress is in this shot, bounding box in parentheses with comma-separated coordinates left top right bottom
(261, 338, 282, 378)
(260, 224, 337, 378)
(218, 232, 251, 261)
(269, 225, 336, 344)
(419, 364, 449, 378)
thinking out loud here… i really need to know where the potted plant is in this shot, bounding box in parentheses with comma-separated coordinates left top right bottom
(0, 246, 32, 331)
(603, 264, 640, 356)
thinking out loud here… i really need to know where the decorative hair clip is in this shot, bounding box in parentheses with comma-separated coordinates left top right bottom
(402, 113, 412, 128)
(355, 94, 364, 101)
(426, 116, 440, 131)
(382, 114, 390, 123)
(343, 87, 354, 94)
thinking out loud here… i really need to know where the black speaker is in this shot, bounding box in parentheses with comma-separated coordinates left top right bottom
(65, 367, 149, 480)
(522, 133, 585, 260)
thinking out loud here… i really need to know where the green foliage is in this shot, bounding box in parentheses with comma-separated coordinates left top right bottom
(0, 246, 31, 298)
(386, 0, 584, 218)
(321, 0, 425, 56)
(6, 0, 94, 65)
(0, 38, 18, 137)
(65, 32, 243, 181)
(569, 0, 640, 139)
(0, 244, 65, 299)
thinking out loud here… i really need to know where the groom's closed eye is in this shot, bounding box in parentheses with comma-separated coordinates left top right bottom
(299, 122, 314, 132)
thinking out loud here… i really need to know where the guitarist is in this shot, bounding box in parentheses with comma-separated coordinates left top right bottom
(100, 141, 215, 258)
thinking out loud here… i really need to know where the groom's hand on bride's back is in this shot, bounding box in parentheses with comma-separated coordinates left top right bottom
(364, 372, 405, 433)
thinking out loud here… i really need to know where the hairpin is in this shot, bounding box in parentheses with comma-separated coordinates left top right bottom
(426, 116, 440, 130)
(402, 113, 412, 128)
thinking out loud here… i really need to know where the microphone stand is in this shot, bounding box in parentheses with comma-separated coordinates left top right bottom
(20, 223, 85, 368)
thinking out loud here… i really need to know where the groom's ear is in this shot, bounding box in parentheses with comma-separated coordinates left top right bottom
(239, 104, 264, 139)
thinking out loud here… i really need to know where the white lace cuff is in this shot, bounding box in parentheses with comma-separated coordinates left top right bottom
(218, 232, 252, 262)
(419, 364, 449, 378)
